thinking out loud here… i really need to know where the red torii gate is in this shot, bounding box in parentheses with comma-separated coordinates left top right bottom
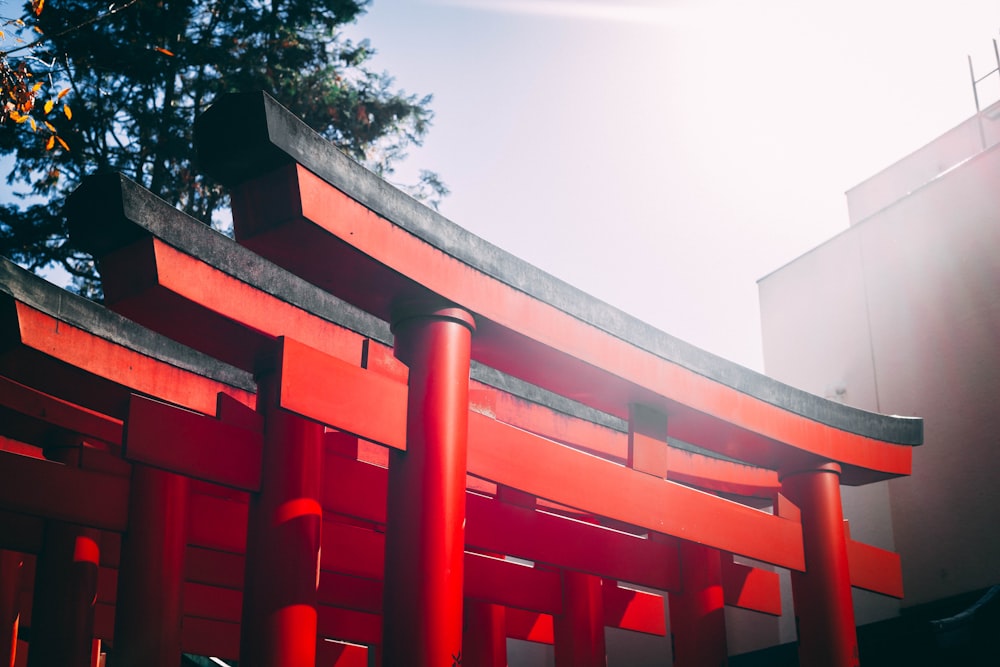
(0, 91, 919, 667)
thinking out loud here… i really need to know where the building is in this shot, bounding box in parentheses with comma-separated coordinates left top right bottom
(758, 99, 1000, 662)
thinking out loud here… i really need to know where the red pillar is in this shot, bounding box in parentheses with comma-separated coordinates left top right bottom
(111, 465, 188, 666)
(668, 541, 728, 667)
(239, 369, 324, 667)
(553, 571, 605, 667)
(382, 304, 475, 667)
(463, 600, 506, 667)
(0, 551, 22, 667)
(781, 462, 858, 667)
(28, 522, 100, 667)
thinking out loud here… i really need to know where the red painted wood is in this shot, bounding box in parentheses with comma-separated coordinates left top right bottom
(0, 551, 22, 667)
(11, 302, 255, 417)
(463, 601, 506, 667)
(125, 393, 263, 491)
(318, 606, 382, 646)
(783, 463, 859, 667)
(846, 538, 904, 599)
(99, 237, 370, 372)
(0, 377, 123, 446)
(466, 492, 681, 592)
(469, 413, 804, 571)
(28, 521, 100, 667)
(277, 340, 802, 569)
(231, 164, 912, 480)
(602, 583, 666, 636)
(553, 571, 605, 667)
(240, 370, 324, 667)
(182, 616, 240, 660)
(280, 337, 407, 451)
(506, 610, 554, 644)
(316, 639, 371, 667)
(465, 552, 562, 615)
(113, 465, 188, 667)
(381, 306, 474, 667)
(668, 541, 729, 666)
(0, 450, 129, 532)
(721, 557, 783, 616)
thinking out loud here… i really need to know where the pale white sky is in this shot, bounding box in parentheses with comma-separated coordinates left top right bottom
(347, 0, 1000, 370)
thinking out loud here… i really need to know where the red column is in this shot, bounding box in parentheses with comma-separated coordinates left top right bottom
(240, 369, 324, 667)
(0, 551, 22, 667)
(382, 304, 474, 667)
(111, 465, 188, 666)
(553, 571, 605, 667)
(463, 600, 507, 667)
(668, 541, 728, 667)
(28, 522, 100, 667)
(781, 462, 858, 667)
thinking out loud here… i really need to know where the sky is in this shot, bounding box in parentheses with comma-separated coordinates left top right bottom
(343, 0, 1000, 371)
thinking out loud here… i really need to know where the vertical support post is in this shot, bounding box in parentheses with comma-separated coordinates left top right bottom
(463, 601, 507, 667)
(29, 524, 100, 667)
(781, 462, 858, 667)
(0, 551, 22, 667)
(668, 541, 728, 667)
(382, 303, 475, 667)
(111, 464, 188, 667)
(627, 404, 669, 478)
(29, 444, 101, 667)
(240, 365, 325, 667)
(553, 571, 605, 667)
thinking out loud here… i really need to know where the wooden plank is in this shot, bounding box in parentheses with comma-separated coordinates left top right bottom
(280, 339, 803, 570)
(0, 450, 129, 531)
(125, 394, 263, 491)
(279, 336, 407, 450)
(603, 583, 666, 636)
(465, 553, 562, 615)
(468, 413, 805, 571)
(846, 538, 904, 598)
(721, 557, 783, 616)
(0, 376, 122, 445)
(506, 609, 554, 644)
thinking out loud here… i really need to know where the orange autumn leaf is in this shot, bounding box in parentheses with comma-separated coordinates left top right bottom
(45, 135, 54, 150)
(43, 99, 53, 114)
(153, 47, 175, 56)
(63, 104, 71, 120)
(55, 136, 68, 151)
(57, 87, 70, 100)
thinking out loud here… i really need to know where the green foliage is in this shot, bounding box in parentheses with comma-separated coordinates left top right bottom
(0, 0, 445, 293)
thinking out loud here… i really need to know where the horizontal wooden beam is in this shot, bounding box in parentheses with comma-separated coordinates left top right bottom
(278, 337, 805, 570)
(721, 557, 783, 616)
(0, 449, 129, 531)
(125, 393, 263, 491)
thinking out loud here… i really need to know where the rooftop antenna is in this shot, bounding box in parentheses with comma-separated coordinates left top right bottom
(968, 36, 1000, 114)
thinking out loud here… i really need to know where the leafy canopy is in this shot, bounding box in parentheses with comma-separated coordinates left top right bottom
(0, 0, 445, 296)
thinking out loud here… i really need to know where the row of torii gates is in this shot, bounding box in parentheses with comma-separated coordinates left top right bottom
(0, 92, 920, 667)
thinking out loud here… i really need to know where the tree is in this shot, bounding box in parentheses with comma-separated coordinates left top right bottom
(0, 0, 446, 296)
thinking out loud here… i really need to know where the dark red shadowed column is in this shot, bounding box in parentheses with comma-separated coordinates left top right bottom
(668, 541, 728, 667)
(239, 366, 325, 667)
(782, 461, 858, 667)
(382, 303, 475, 667)
(111, 464, 188, 666)
(29, 525, 100, 667)
(0, 550, 22, 667)
(554, 571, 605, 667)
(463, 600, 507, 667)
(29, 445, 100, 667)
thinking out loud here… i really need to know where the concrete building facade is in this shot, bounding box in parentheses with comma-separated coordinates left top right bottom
(759, 102, 1000, 624)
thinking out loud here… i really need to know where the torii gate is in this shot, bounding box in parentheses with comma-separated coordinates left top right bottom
(0, 91, 919, 667)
